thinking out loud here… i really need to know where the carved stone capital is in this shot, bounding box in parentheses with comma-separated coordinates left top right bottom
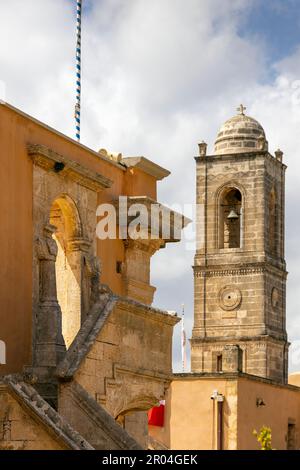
(124, 238, 164, 256)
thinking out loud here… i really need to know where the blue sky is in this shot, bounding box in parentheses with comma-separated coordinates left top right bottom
(240, 0, 300, 63)
(1, 0, 300, 373)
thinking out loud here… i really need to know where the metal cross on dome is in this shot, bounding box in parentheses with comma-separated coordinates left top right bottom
(237, 104, 247, 115)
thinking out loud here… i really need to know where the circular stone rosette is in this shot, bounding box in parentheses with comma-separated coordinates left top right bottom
(219, 286, 242, 311)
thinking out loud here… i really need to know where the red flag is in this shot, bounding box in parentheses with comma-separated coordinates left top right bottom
(148, 401, 165, 427)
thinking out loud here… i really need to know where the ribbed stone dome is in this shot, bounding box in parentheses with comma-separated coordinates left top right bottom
(214, 105, 266, 155)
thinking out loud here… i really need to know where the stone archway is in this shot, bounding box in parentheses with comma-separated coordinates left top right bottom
(30, 144, 112, 375)
(49, 195, 86, 348)
(114, 396, 161, 449)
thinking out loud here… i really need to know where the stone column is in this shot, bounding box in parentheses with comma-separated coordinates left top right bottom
(34, 224, 66, 369)
(63, 239, 91, 345)
(123, 239, 162, 305)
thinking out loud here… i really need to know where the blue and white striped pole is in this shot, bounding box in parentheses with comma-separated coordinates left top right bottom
(75, 0, 82, 142)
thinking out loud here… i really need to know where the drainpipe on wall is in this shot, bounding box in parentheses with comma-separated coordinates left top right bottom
(211, 390, 224, 450)
(217, 398, 224, 451)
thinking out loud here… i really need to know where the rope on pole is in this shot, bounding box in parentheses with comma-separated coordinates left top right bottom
(75, 0, 82, 142)
(181, 303, 187, 372)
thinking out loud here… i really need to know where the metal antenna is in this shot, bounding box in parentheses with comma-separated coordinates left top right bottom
(75, 0, 82, 141)
(181, 304, 187, 372)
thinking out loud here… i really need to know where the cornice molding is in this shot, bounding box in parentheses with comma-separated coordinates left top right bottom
(194, 151, 287, 169)
(190, 334, 288, 345)
(113, 196, 191, 243)
(28, 144, 112, 192)
(193, 263, 288, 278)
(116, 297, 180, 327)
(122, 156, 170, 180)
(194, 265, 265, 277)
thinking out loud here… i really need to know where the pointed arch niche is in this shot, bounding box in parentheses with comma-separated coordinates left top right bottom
(218, 186, 243, 249)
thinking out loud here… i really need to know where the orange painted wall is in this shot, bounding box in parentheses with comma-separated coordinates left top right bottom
(0, 104, 159, 374)
(0, 107, 33, 375)
(123, 167, 157, 200)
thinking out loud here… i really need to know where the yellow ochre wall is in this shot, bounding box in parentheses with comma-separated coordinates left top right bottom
(149, 375, 300, 450)
(0, 104, 158, 375)
(150, 377, 238, 450)
(237, 377, 300, 450)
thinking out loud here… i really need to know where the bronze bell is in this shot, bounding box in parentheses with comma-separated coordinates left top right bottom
(227, 209, 239, 220)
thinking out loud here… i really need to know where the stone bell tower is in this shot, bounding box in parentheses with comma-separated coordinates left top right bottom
(191, 105, 289, 384)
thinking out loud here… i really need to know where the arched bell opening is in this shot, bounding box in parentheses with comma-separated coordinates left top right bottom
(219, 187, 242, 249)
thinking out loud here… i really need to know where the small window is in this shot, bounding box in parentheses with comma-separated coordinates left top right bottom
(116, 261, 123, 274)
(287, 422, 296, 450)
(217, 355, 223, 372)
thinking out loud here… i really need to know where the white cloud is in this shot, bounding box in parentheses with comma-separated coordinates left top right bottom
(0, 0, 75, 133)
(1, 0, 300, 372)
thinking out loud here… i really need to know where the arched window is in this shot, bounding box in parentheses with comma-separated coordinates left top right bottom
(269, 189, 277, 255)
(219, 188, 242, 249)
